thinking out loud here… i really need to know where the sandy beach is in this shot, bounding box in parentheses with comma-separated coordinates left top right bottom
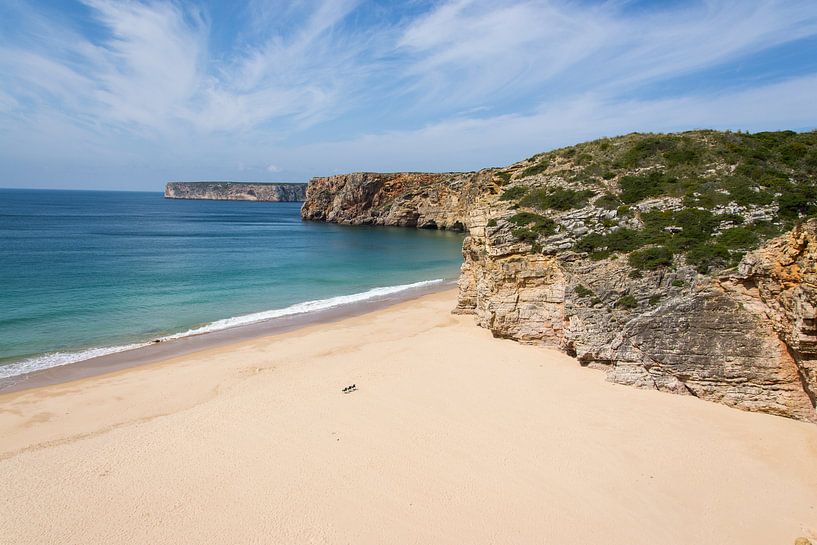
(1, 288, 816, 545)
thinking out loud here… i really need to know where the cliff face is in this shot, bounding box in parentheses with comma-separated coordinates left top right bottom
(300, 172, 496, 230)
(301, 130, 817, 422)
(165, 182, 306, 202)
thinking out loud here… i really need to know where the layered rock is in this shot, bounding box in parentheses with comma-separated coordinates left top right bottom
(301, 130, 817, 422)
(165, 182, 306, 202)
(300, 171, 496, 230)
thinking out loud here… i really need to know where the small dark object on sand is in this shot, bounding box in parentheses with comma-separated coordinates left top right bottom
(342, 384, 357, 394)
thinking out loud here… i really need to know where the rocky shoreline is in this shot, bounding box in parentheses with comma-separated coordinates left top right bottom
(302, 130, 817, 422)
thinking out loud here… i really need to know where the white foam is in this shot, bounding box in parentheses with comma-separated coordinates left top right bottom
(0, 279, 446, 380)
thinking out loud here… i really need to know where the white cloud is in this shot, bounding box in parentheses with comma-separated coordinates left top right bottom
(1, 0, 816, 188)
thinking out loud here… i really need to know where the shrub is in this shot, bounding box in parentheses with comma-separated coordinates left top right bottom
(520, 160, 549, 178)
(778, 185, 817, 220)
(574, 284, 594, 298)
(520, 188, 596, 211)
(616, 295, 638, 309)
(619, 171, 677, 203)
(671, 279, 685, 287)
(617, 136, 675, 168)
(508, 212, 556, 235)
(686, 243, 731, 273)
(649, 294, 662, 305)
(719, 226, 758, 249)
(628, 246, 674, 270)
(512, 228, 539, 244)
(576, 228, 644, 259)
(495, 171, 512, 185)
(594, 193, 621, 209)
(486, 218, 497, 227)
(499, 186, 528, 201)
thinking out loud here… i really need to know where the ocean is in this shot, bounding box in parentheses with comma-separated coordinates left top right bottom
(0, 189, 465, 379)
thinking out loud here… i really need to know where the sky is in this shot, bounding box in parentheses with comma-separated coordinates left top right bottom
(1, 0, 817, 190)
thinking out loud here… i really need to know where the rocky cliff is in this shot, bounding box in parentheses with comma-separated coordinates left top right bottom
(300, 172, 496, 230)
(165, 182, 306, 202)
(301, 130, 817, 422)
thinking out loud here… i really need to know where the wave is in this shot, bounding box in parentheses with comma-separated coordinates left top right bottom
(0, 279, 446, 380)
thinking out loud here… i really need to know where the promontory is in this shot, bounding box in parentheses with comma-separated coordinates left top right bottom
(302, 129, 817, 423)
(165, 181, 306, 202)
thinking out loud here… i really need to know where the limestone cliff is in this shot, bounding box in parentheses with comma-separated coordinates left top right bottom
(301, 130, 817, 422)
(165, 182, 306, 202)
(300, 172, 496, 230)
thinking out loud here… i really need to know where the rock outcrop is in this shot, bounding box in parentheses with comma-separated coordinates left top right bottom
(301, 130, 817, 422)
(165, 182, 306, 202)
(300, 172, 496, 230)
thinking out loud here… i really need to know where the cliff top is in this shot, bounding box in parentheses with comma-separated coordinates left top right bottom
(489, 129, 817, 274)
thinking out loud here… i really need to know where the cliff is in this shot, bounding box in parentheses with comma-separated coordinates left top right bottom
(165, 182, 306, 202)
(300, 172, 496, 230)
(301, 130, 817, 422)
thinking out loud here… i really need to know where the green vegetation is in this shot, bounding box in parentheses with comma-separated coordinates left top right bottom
(500, 130, 817, 274)
(616, 295, 638, 309)
(499, 186, 528, 201)
(671, 279, 686, 287)
(649, 294, 663, 305)
(619, 172, 678, 203)
(594, 193, 621, 209)
(628, 246, 674, 270)
(495, 171, 512, 185)
(519, 160, 549, 178)
(508, 212, 556, 235)
(486, 218, 497, 227)
(574, 284, 594, 298)
(519, 188, 596, 211)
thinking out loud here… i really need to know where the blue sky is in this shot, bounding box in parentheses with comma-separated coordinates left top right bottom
(1, 0, 817, 190)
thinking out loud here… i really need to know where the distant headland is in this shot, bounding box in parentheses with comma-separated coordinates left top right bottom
(164, 181, 307, 202)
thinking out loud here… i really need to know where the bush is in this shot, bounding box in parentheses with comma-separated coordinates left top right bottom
(617, 136, 675, 168)
(616, 295, 638, 309)
(495, 171, 512, 185)
(719, 226, 758, 249)
(619, 171, 677, 203)
(671, 279, 685, 287)
(512, 228, 539, 244)
(519, 160, 549, 178)
(594, 193, 621, 209)
(574, 284, 594, 298)
(520, 188, 596, 211)
(628, 246, 674, 270)
(486, 218, 497, 227)
(686, 243, 731, 273)
(508, 212, 555, 235)
(499, 186, 528, 201)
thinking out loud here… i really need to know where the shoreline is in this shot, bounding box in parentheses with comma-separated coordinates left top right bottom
(1, 288, 816, 545)
(0, 279, 456, 395)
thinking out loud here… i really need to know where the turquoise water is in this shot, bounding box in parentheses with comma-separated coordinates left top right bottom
(0, 189, 464, 377)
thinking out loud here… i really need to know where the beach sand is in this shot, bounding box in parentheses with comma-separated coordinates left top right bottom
(1, 289, 816, 544)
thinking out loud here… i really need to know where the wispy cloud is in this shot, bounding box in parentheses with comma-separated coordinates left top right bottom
(0, 0, 816, 188)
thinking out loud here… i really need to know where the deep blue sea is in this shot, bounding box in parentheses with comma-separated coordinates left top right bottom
(0, 189, 464, 378)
